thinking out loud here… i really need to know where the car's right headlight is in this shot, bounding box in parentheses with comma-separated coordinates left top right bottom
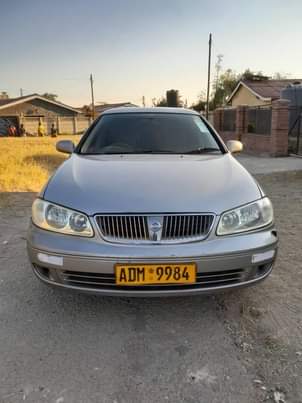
(32, 199, 94, 237)
(217, 197, 274, 236)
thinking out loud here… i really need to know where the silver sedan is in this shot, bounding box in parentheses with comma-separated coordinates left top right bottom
(27, 107, 278, 296)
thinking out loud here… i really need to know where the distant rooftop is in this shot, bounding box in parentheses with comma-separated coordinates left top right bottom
(0, 93, 80, 113)
(228, 78, 302, 103)
(0, 94, 32, 108)
(242, 79, 302, 100)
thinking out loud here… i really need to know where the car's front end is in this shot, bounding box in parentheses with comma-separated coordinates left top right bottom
(27, 108, 278, 296)
(27, 212, 277, 297)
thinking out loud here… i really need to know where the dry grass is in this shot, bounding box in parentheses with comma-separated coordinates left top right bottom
(0, 135, 82, 192)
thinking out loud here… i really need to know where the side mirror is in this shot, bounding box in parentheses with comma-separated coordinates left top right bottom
(56, 140, 75, 154)
(227, 140, 243, 154)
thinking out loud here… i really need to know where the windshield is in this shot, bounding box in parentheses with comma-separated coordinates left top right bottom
(79, 113, 223, 154)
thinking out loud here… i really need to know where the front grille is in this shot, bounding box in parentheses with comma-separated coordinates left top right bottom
(162, 215, 213, 239)
(96, 215, 149, 241)
(60, 268, 244, 291)
(95, 214, 214, 243)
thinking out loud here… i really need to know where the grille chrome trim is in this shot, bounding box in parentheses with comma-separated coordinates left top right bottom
(95, 214, 215, 244)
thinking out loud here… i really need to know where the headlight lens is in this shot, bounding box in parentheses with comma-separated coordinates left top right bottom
(32, 199, 93, 237)
(217, 197, 273, 235)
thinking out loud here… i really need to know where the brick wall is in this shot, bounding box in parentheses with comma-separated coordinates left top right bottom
(242, 133, 271, 155)
(218, 131, 235, 142)
(270, 99, 290, 157)
(212, 100, 290, 157)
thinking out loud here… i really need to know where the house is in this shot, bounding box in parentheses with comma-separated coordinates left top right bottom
(227, 78, 302, 106)
(0, 94, 89, 135)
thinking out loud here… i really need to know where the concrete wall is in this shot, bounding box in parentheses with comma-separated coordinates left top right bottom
(21, 116, 91, 135)
(59, 117, 74, 134)
(23, 117, 40, 134)
(77, 117, 92, 132)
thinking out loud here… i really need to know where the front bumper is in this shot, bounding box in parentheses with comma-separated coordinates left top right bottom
(27, 223, 278, 297)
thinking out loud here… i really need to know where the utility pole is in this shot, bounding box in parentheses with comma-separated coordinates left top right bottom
(206, 33, 212, 120)
(20, 88, 23, 97)
(142, 96, 146, 107)
(90, 74, 95, 120)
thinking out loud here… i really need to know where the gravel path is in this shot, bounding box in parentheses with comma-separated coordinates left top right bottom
(237, 155, 302, 174)
(0, 171, 301, 403)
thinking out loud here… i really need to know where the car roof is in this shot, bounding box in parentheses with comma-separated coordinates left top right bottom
(101, 107, 199, 115)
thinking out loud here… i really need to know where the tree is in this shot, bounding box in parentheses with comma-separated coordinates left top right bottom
(41, 93, 58, 101)
(190, 92, 206, 112)
(155, 97, 168, 107)
(273, 72, 288, 80)
(82, 105, 92, 117)
(0, 91, 9, 99)
(214, 54, 224, 94)
(211, 68, 238, 109)
(241, 69, 269, 81)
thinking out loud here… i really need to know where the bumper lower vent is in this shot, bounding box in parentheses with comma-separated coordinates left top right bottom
(60, 268, 244, 291)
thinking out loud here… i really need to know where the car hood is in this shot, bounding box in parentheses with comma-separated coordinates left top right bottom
(43, 153, 261, 215)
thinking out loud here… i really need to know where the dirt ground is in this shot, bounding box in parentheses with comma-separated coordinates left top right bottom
(0, 171, 301, 403)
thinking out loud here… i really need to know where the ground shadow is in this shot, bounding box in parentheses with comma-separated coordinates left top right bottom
(31, 275, 240, 320)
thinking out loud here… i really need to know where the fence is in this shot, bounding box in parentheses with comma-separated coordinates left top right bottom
(288, 106, 302, 154)
(213, 99, 290, 157)
(21, 115, 91, 136)
(222, 108, 236, 132)
(247, 106, 272, 135)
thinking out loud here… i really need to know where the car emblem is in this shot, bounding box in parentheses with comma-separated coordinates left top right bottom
(147, 216, 163, 242)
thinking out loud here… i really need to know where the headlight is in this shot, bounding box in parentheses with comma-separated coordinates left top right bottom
(32, 199, 94, 237)
(217, 197, 273, 236)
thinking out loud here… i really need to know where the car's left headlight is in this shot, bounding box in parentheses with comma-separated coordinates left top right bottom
(32, 199, 94, 237)
(217, 197, 273, 236)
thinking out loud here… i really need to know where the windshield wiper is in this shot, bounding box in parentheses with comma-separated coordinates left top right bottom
(183, 147, 221, 154)
(82, 148, 221, 155)
(92, 150, 176, 155)
(133, 150, 175, 154)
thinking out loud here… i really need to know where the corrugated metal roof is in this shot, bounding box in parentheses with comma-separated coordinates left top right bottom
(242, 79, 302, 99)
(0, 94, 32, 107)
(0, 94, 80, 113)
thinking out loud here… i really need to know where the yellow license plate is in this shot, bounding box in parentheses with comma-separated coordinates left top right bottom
(115, 263, 196, 285)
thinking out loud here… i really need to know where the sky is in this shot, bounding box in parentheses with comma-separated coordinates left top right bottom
(1, 0, 302, 107)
